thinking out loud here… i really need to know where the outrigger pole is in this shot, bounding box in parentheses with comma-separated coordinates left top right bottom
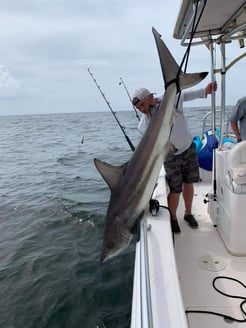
(119, 77, 140, 121)
(87, 68, 135, 152)
(209, 38, 218, 201)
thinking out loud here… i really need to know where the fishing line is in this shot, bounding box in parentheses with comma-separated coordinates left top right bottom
(176, 0, 207, 106)
(119, 77, 140, 122)
(87, 68, 135, 152)
(179, 0, 207, 74)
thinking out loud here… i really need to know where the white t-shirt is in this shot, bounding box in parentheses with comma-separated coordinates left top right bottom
(138, 88, 206, 155)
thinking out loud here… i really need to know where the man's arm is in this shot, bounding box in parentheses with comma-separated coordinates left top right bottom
(138, 114, 150, 136)
(181, 81, 217, 103)
(230, 121, 241, 141)
(229, 98, 242, 141)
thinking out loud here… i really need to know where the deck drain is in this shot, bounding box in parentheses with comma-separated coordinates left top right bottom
(198, 254, 226, 271)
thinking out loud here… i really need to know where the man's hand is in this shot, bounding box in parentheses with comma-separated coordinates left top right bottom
(205, 81, 217, 95)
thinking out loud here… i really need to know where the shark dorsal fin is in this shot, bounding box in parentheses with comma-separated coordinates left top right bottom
(94, 159, 128, 190)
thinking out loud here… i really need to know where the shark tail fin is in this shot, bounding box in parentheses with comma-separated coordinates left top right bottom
(152, 27, 208, 91)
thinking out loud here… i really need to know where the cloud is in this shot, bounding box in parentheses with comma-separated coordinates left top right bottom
(0, 65, 21, 98)
(0, 65, 40, 99)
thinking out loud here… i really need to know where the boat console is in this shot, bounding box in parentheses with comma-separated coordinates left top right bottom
(209, 141, 246, 255)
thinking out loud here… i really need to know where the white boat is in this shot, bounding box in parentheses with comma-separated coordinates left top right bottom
(130, 1, 246, 327)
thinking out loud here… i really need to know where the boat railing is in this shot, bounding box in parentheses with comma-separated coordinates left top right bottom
(140, 218, 153, 328)
(201, 109, 230, 137)
(202, 109, 238, 143)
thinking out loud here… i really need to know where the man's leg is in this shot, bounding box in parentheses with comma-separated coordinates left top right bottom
(182, 182, 198, 228)
(168, 192, 181, 233)
(182, 182, 193, 216)
(181, 144, 199, 228)
(168, 192, 180, 219)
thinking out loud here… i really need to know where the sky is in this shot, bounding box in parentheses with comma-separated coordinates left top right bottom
(0, 0, 245, 116)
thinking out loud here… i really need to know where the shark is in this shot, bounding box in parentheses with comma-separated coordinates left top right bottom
(94, 27, 208, 262)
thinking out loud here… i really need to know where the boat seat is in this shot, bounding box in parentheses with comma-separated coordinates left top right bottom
(226, 141, 246, 193)
(229, 163, 246, 184)
(225, 173, 246, 194)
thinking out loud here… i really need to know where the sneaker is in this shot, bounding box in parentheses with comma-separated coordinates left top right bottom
(171, 219, 181, 233)
(184, 214, 198, 228)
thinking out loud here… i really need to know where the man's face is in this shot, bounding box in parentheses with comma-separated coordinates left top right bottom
(135, 95, 152, 114)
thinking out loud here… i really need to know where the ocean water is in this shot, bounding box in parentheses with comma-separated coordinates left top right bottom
(0, 107, 230, 328)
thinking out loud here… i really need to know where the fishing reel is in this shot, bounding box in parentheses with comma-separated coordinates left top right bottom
(204, 192, 217, 204)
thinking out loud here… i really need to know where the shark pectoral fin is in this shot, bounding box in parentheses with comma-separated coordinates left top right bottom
(94, 159, 128, 190)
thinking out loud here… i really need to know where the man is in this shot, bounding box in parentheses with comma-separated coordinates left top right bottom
(132, 82, 217, 233)
(229, 96, 246, 142)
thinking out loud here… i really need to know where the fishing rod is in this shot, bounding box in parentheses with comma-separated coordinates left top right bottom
(87, 68, 135, 152)
(119, 77, 140, 121)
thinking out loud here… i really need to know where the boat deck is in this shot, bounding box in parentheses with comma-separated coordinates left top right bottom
(131, 171, 246, 328)
(175, 181, 246, 327)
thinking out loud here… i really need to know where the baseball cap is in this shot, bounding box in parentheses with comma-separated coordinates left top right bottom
(132, 88, 154, 105)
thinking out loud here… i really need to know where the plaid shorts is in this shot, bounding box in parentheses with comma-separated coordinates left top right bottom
(164, 143, 200, 193)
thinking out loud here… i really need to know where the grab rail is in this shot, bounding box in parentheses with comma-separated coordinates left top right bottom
(140, 218, 153, 328)
(201, 110, 230, 136)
